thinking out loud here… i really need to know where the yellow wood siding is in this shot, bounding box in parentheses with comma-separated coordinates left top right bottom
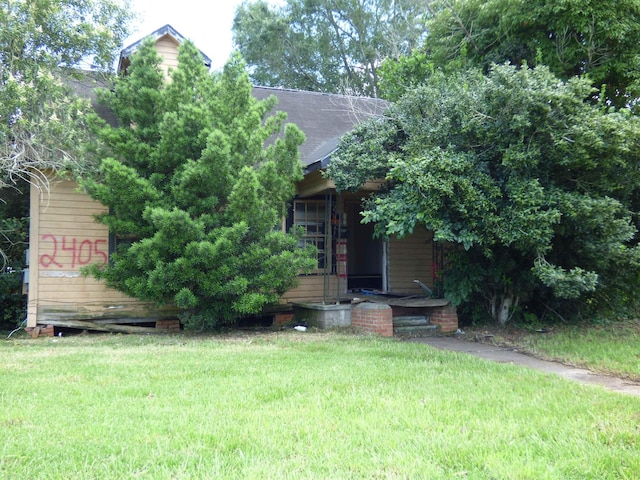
(387, 229, 433, 294)
(296, 170, 335, 198)
(27, 177, 161, 326)
(296, 172, 384, 199)
(27, 177, 341, 325)
(155, 36, 180, 75)
(281, 274, 345, 303)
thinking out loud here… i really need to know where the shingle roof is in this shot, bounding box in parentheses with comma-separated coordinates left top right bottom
(69, 79, 387, 173)
(252, 87, 387, 171)
(66, 73, 118, 127)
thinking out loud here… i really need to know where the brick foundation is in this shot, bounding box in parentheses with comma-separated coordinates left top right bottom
(155, 319, 181, 331)
(273, 312, 294, 326)
(26, 324, 55, 338)
(352, 303, 393, 337)
(430, 304, 458, 333)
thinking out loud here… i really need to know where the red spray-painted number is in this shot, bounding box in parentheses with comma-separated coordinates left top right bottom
(39, 235, 108, 269)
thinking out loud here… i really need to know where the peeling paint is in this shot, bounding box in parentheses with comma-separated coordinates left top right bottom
(41, 271, 81, 278)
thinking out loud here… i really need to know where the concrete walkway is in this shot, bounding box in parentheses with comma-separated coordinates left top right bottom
(412, 336, 640, 397)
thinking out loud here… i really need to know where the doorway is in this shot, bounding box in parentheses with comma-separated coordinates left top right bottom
(345, 201, 383, 291)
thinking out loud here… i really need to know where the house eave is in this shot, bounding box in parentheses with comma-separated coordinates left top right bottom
(304, 155, 333, 175)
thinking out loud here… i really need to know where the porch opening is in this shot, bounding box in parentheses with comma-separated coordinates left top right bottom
(346, 201, 383, 291)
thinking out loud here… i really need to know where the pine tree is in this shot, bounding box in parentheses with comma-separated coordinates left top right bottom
(83, 40, 315, 328)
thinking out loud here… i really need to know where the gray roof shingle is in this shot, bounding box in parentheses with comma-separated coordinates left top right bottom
(252, 86, 387, 170)
(70, 78, 387, 172)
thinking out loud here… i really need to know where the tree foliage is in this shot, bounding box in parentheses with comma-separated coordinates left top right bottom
(83, 41, 316, 328)
(380, 0, 640, 106)
(0, 181, 28, 327)
(232, 0, 433, 97)
(0, 0, 131, 325)
(328, 65, 640, 323)
(0, 0, 132, 189)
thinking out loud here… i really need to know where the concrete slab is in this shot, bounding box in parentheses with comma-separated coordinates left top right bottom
(411, 336, 640, 397)
(293, 303, 351, 329)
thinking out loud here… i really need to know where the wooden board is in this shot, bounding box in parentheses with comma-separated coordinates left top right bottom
(43, 319, 162, 334)
(355, 295, 450, 308)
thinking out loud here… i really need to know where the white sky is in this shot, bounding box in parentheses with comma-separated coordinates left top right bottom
(124, 0, 285, 71)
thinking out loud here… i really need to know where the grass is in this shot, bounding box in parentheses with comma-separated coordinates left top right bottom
(1, 330, 640, 479)
(468, 318, 640, 382)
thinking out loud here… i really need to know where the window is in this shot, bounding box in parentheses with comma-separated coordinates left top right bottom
(294, 200, 328, 270)
(108, 232, 137, 259)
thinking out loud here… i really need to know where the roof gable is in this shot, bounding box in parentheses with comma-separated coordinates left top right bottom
(118, 24, 212, 72)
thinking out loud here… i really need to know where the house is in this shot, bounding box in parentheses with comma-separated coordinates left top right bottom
(25, 25, 457, 337)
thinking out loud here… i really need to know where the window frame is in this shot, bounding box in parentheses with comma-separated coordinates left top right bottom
(292, 199, 331, 273)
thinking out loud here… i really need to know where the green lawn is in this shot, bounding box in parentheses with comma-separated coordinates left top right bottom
(1, 331, 639, 479)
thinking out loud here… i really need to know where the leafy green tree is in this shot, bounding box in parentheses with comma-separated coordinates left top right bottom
(0, 182, 28, 328)
(0, 0, 132, 189)
(232, 0, 434, 97)
(0, 0, 132, 325)
(328, 65, 640, 324)
(83, 40, 315, 329)
(380, 0, 640, 105)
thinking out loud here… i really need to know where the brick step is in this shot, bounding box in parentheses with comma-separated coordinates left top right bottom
(393, 315, 430, 327)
